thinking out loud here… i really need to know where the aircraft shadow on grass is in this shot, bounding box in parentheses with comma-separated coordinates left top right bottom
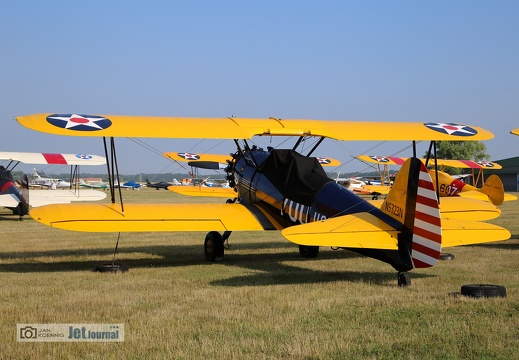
(0, 242, 434, 286)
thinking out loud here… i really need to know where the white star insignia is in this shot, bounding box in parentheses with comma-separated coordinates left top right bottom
(427, 123, 476, 136)
(48, 114, 106, 130)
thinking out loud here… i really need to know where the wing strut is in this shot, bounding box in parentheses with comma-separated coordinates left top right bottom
(424, 141, 441, 202)
(103, 137, 125, 213)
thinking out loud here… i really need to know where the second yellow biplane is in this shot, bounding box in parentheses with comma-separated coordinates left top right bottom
(357, 155, 516, 206)
(15, 114, 511, 286)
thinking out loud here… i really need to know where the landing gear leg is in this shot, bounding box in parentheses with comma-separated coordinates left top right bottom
(397, 272, 411, 287)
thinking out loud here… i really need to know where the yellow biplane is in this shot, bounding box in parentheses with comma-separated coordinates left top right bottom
(357, 154, 516, 206)
(15, 114, 511, 286)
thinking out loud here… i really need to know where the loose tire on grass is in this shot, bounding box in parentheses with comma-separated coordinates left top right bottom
(460, 284, 506, 298)
(94, 263, 129, 273)
(204, 231, 224, 262)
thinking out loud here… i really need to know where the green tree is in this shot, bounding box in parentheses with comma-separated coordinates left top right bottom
(424, 141, 490, 174)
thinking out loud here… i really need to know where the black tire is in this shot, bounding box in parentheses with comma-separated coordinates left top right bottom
(440, 253, 455, 261)
(397, 272, 411, 287)
(94, 263, 129, 273)
(299, 245, 319, 258)
(460, 284, 506, 298)
(204, 231, 224, 262)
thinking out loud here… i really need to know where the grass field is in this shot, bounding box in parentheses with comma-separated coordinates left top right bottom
(1, 188, 518, 359)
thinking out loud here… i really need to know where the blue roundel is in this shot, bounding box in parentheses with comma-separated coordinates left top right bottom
(423, 123, 477, 137)
(46, 114, 112, 131)
(75, 154, 93, 160)
(178, 152, 201, 160)
(317, 157, 331, 165)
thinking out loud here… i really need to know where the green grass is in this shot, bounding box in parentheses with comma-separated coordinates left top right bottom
(1, 188, 518, 359)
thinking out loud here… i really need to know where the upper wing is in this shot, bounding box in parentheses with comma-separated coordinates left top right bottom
(357, 155, 407, 165)
(164, 151, 341, 168)
(358, 155, 502, 170)
(0, 151, 106, 165)
(432, 159, 502, 169)
(29, 203, 283, 232)
(164, 152, 232, 166)
(16, 114, 494, 141)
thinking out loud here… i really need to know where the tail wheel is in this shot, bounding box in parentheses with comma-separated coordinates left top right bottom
(397, 272, 411, 287)
(440, 253, 455, 261)
(299, 245, 319, 258)
(204, 231, 224, 262)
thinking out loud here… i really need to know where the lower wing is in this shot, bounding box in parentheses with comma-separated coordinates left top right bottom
(167, 185, 236, 198)
(29, 203, 283, 232)
(369, 197, 501, 221)
(0, 194, 21, 208)
(29, 189, 107, 207)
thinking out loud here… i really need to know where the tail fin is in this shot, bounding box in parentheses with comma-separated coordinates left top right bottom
(32, 168, 41, 178)
(480, 174, 504, 206)
(381, 158, 442, 269)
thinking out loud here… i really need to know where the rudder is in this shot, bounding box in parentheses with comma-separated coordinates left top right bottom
(381, 158, 442, 269)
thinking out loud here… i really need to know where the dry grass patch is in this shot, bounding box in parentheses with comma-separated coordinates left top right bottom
(1, 190, 518, 359)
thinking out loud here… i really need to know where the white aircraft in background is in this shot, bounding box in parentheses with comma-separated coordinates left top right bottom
(0, 151, 107, 218)
(31, 168, 71, 188)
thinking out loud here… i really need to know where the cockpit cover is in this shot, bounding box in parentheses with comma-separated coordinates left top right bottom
(260, 149, 333, 206)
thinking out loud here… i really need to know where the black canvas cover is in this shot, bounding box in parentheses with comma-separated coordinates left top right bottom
(260, 149, 333, 205)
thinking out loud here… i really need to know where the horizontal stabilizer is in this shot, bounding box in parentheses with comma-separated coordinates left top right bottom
(29, 203, 278, 232)
(441, 218, 511, 247)
(281, 213, 398, 250)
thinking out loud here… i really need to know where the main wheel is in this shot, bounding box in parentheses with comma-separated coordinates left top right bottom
(299, 245, 319, 258)
(460, 284, 506, 298)
(397, 272, 411, 287)
(204, 231, 224, 262)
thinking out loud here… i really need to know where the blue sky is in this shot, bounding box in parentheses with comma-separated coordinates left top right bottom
(1, 1, 518, 177)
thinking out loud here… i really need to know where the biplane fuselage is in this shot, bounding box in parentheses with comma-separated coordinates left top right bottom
(229, 148, 411, 271)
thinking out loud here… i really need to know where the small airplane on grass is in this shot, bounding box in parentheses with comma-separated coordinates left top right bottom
(357, 155, 516, 206)
(145, 179, 174, 190)
(16, 114, 511, 285)
(0, 151, 107, 218)
(113, 179, 141, 189)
